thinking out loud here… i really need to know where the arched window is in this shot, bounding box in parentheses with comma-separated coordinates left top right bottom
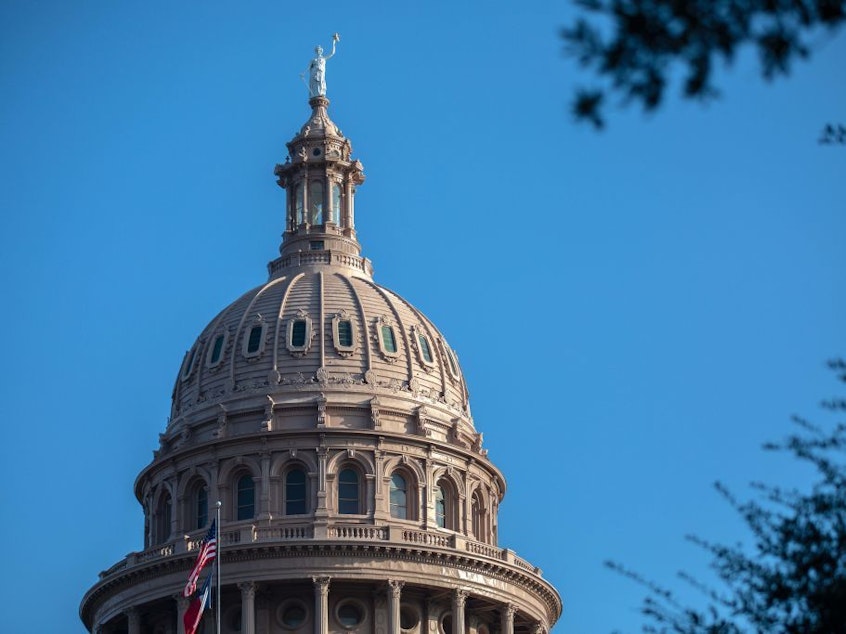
(471, 490, 486, 542)
(285, 467, 307, 515)
(294, 184, 304, 226)
(155, 491, 172, 544)
(195, 483, 208, 530)
(435, 479, 457, 530)
(389, 473, 408, 519)
(308, 180, 324, 224)
(338, 468, 360, 514)
(236, 474, 255, 521)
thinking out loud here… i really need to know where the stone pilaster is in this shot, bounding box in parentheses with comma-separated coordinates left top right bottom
(176, 594, 190, 634)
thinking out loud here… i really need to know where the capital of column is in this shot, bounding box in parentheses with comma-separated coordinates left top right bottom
(453, 589, 469, 608)
(504, 604, 517, 619)
(387, 579, 405, 599)
(313, 576, 331, 596)
(238, 581, 258, 599)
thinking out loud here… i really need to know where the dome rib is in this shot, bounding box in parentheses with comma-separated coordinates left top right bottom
(228, 275, 289, 386)
(333, 271, 372, 373)
(271, 272, 305, 374)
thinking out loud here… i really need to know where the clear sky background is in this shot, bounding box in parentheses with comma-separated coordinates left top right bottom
(1, 2, 844, 633)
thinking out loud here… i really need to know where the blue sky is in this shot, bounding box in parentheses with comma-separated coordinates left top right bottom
(1, 2, 844, 633)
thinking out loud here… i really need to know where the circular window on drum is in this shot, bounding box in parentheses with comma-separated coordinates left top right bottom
(439, 613, 453, 634)
(277, 599, 309, 630)
(335, 599, 366, 630)
(400, 605, 420, 632)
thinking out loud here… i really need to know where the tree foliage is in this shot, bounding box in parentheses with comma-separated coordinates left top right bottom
(561, 0, 846, 128)
(608, 360, 846, 633)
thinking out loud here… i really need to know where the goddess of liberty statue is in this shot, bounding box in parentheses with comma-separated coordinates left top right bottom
(302, 33, 340, 97)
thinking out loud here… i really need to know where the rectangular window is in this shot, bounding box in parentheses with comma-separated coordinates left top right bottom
(309, 241, 324, 250)
(210, 335, 225, 364)
(381, 325, 397, 353)
(338, 320, 353, 347)
(291, 320, 307, 347)
(247, 326, 263, 354)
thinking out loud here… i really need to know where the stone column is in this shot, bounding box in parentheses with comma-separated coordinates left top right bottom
(387, 580, 404, 634)
(313, 576, 331, 634)
(176, 595, 191, 634)
(126, 607, 140, 634)
(239, 582, 257, 634)
(259, 453, 271, 520)
(500, 604, 516, 634)
(452, 589, 468, 634)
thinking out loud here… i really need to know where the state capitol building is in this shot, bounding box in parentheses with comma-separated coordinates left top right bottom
(80, 51, 562, 634)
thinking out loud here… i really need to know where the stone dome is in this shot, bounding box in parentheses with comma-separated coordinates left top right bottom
(167, 267, 474, 450)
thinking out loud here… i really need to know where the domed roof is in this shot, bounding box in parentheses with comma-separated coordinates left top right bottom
(163, 96, 475, 451)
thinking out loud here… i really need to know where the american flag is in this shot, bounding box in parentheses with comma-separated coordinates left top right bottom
(183, 519, 217, 598)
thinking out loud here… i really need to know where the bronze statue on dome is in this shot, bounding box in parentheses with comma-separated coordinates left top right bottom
(302, 33, 340, 97)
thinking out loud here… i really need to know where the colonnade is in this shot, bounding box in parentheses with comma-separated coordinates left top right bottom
(117, 578, 533, 634)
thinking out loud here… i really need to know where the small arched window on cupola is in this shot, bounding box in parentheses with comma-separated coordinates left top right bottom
(294, 184, 304, 226)
(330, 182, 342, 225)
(308, 180, 324, 224)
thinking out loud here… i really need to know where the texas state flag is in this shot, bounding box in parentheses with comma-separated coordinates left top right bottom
(183, 572, 212, 634)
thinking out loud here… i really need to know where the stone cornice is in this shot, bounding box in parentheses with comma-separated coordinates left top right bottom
(80, 539, 561, 629)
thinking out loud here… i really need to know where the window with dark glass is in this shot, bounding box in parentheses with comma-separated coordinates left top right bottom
(331, 183, 342, 225)
(435, 483, 447, 529)
(247, 325, 263, 354)
(418, 334, 433, 363)
(471, 490, 484, 542)
(196, 485, 208, 530)
(290, 320, 307, 347)
(182, 348, 196, 379)
(209, 335, 225, 365)
(281, 603, 307, 629)
(237, 474, 255, 520)
(308, 180, 324, 224)
(309, 240, 324, 250)
(381, 325, 397, 353)
(446, 347, 459, 376)
(155, 492, 172, 544)
(286, 468, 307, 515)
(338, 468, 360, 514)
(337, 602, 363, 628)
(337, 320, 353, 347)
(295, 184, 304, 225)
(390, 473, 408, 519)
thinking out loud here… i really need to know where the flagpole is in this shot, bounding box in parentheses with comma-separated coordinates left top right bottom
(216, 500, 222, 634)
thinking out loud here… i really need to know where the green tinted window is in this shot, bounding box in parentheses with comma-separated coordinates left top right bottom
(381, 325, 397, 353)
(418, 334, 433, 363)
(338, 320, 353, 347)
(210, 335, 225, 364)
(247, 326, 262, 354)
(291, 320, 307, 347)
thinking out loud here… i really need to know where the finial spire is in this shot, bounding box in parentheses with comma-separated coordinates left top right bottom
(301, 33, 340, 98)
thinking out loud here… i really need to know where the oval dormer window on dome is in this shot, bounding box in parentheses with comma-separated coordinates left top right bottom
(441, 340, 461, 381)
(376, 317, 399, 360)
(243, 323, 266, 358)
(412, 326, 435, 368)
(332, 311, 356, 356)
(181, 346, 197, 381)
(206, 333, 227, 368)
(286, 311, 313, 357)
